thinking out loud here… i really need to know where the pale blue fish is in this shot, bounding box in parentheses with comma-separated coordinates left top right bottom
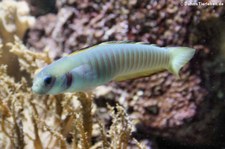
(32, 42, 195, 95)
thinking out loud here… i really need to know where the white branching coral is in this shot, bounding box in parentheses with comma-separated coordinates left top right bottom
(0, 0, 35, 80)
(0, 0, 35, 44)
(8, 36, 51, 76)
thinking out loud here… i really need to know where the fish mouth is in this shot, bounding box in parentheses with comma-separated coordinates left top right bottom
(32, 84, 47, 95)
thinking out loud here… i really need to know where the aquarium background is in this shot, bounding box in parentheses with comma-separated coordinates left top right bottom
(0, 0, 225, 149)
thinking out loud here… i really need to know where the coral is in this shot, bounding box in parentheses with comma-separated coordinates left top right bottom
(26, 0, 131, 58)
(8, 36, 51, 76)
(25, 0, 225, 147)
(0, 0, 35, 80)
(93, 104, 133, 149)
(107, 104, 132, 149)
(0, 0, 35, 44)
(114, 69, 205, 128)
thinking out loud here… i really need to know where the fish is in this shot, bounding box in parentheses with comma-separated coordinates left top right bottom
(32, 41, 195, 95)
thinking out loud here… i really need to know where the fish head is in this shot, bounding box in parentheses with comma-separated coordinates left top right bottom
(32, 70, 57, 95)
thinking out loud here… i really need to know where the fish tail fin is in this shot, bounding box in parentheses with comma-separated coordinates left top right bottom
(167, 47, 195, 78)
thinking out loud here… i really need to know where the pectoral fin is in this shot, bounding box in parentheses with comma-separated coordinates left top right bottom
(73, 64, 97, 81)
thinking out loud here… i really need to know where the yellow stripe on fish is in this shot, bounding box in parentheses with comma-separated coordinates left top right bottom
(32, 41, 195, 95)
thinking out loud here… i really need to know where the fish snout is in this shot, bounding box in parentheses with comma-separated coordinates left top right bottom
(32, 83, 45, 94)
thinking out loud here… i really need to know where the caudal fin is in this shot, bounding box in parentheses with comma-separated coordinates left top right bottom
(168, 47, 195, 78)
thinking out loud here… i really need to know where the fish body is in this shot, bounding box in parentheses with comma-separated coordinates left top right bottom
(32, 42, 195, 94)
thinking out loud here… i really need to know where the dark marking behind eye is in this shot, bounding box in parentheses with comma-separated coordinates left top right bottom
(66, 72, 73, 89)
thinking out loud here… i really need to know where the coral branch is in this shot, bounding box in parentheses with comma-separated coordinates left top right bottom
(76, 92, 93, 144)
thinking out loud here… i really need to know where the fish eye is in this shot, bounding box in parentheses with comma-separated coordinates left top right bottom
(44, 76, 53, 86)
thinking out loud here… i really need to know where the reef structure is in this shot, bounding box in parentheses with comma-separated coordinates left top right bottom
(25, 0, 225, 147)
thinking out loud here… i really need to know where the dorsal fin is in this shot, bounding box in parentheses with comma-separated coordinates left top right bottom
(99, 41, 149, 45)
(68, 41, 152, 56)
(69, 44, 99, 56)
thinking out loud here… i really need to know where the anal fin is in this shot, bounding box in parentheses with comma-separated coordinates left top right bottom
(113, 68, 165, 82)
